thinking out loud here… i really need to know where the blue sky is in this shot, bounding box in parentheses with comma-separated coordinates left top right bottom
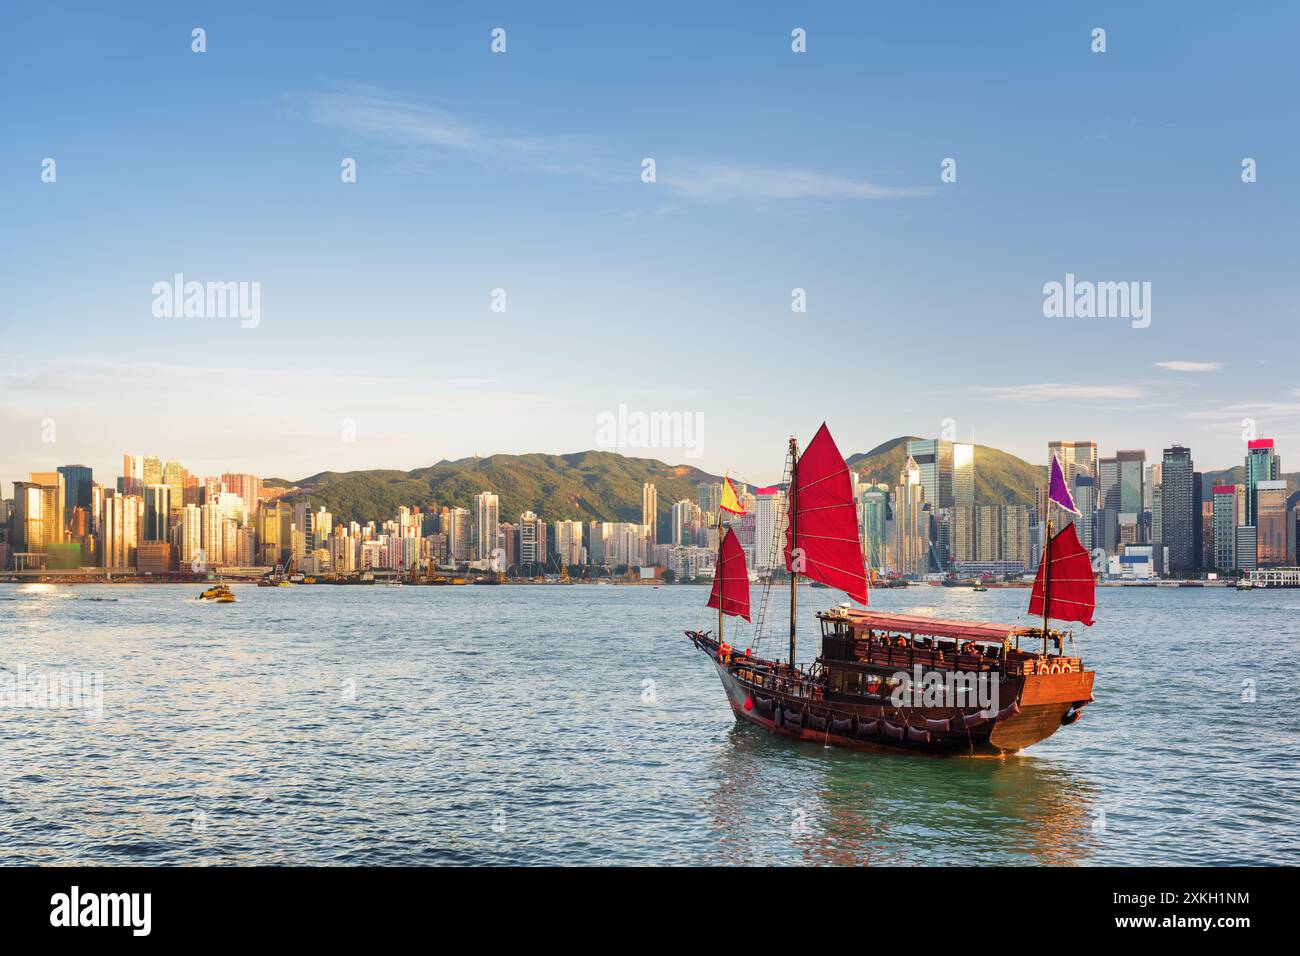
(2, 1, 1297, 489)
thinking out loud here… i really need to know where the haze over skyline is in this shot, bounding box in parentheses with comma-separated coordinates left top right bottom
(3, 2, 1297, 486)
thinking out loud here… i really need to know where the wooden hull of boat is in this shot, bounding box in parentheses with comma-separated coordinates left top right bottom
(698, 637, 1092, 756)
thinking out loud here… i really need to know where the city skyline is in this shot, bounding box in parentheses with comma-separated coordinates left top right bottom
(4, 424, 1292, 503)
(3, 4, 1298, 484)
(6, 427, 1293, 581)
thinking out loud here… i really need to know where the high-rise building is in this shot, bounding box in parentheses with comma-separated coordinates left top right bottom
(1048, 440, 1097, 545)
(181, 504, 203, 568)
(142, 457, 163, 488)
(518, 511, 545, 567)
(860, 485, 890, 572)
(221, 474, 263, 514)
(553, 520, 584, 567)
(952, 443, 974, 509)
(1256, 480, 1289, 566)
(697, 482, 721, 521)
(1234, 525, 1258, 572)
(1211, 485, 1238, 572)
(1002, 505, 1032, 568)
(102, 492, 142, 569)
(1049, 440, 1099, 487)
(122, 455, 144, 496)
(752, 488, 787, 570)
(1072, 474, 1095, 551)
(163, 460, 185, 522)
(473, 493, 499, 562)
(906, 439, 954, 510)
(641, 483, 657, 546)
(893, 456, 930, 577)
(671, 499, 701, 547)
(57, 465, 93, 527)
(1161, 445, 1196, 572)
(447, 507, 472, 563)
(1117, 450, 1145, 514)
(1244, 439, 1280, 525)
(11, 478, 64, 557)
(143, 484, 171, 542)
(950, 505, 975, 563)
(975, 506, 1000, 562)
(257, 501, 293, 566)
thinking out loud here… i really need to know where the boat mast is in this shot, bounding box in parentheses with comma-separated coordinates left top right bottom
(787, 436, 799, 670)
(716, 489, 725, 644)
(1041, 504, 1053, 657)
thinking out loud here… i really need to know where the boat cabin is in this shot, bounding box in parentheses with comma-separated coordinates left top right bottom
(817, 609, 1082, 690)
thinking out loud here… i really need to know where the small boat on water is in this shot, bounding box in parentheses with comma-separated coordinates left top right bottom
(685, 425, 1096, 756)
(198, 584, 236, 603)
(972, 585, 989, 592)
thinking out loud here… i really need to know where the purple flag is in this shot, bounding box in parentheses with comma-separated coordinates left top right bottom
(1048, 453, 1080, 515)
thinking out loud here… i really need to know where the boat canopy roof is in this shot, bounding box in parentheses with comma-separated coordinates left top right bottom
(827, 610, 1038, 642)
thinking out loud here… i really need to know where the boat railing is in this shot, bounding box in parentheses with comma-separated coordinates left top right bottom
(853, 642, 1001, 674)
(1005, 655, 1084, 676)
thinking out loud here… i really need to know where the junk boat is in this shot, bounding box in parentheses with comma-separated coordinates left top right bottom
(198, 584, 237, 603)
(686, 424, 1096, 756)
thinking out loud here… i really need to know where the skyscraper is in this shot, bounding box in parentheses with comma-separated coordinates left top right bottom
(905, 439, 954, 509)
(1117, 450, 1145, 513)
(1244, 439, 1280, 525)
(1161, 446, 1195, 572)
(182, 503, 203, 568)
(164, 460, 185, 522)
(1049, 440, 1097, 544)
(642, 483, 657, 546)
(672, 499, 700, 547)
(553, 520, 584, 567)
(122, 454, 144, 496)
(952, 443, 974, 509)
(57, 465, 93, 525)
(893, 456, 929, 577)
(102, 492, 141, 569)
(860, 485, 890, 572)
(447, 507, 472, 563)
(222, 473, 263, 514)
(1256, 480, 1289, 566)
(473, 492, 499, 562)
(1002, 505, 1032, 568)
(752, 488, 787, 570)
(1211, 485, 1238, 572)
(518, 511, 545, 567)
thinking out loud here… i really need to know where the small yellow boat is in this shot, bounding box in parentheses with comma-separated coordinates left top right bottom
(198, 584, 237, 603)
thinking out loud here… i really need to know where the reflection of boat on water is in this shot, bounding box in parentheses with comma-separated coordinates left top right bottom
(702, 725, 1099, 865)
(198, 584, 236, 603)
(686, 426, 1096, 756)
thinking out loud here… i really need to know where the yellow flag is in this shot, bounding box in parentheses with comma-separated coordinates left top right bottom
(720, 476, 746, 515)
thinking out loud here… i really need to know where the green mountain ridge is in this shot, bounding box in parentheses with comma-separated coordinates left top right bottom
(846, 438, 1046, 505)
(277, 451, 722, 527)
(273, 438, 1057, 526)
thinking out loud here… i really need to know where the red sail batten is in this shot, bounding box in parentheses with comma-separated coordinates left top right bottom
(783, 423, 869, 605)
(707, 527, 751, 622)
(1027, 522, 1096, 627)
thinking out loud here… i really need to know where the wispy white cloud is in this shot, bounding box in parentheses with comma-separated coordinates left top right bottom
(1155, 360, 1222, 372)
(298, 85, 923, 203)
(661, 165, 927, 202)
(983, 383, 1146, 402)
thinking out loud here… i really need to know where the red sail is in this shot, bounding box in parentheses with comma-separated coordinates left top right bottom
(707, 527, 751, 622)
(1028, 521, 1096, 626)
(783, 423, 869, 605)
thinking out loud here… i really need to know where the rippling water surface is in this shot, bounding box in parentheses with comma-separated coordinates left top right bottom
(1, 582, 1297, 865)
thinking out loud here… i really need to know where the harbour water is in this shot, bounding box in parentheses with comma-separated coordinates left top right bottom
(1, 582, 1296, 865)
